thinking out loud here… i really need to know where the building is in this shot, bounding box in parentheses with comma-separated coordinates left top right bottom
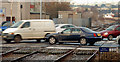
(30, 12, 50, 19)
(54, 11, 91, 27)
(58, 11, 82, 23)
(0, 1, 30, 24)
(30, 2, 50, 19)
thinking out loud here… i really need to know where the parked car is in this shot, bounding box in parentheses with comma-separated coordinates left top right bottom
(0, 21, 15, 35)
(100, 25, 120, 41)
(0, 21, 15, 31)
(46, 27, 102, 45)
(116, 35, 120, 45)
(2, 19, 56, 43)
(55, 24, 77, 33)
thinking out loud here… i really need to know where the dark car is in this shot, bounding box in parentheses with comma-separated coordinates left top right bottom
(46, 27, 102, 45)
(100, 25, 120, 41)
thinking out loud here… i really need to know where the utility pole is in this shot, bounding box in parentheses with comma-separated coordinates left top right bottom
(40, 0, 42, 19)
(10, 0, 13, 25)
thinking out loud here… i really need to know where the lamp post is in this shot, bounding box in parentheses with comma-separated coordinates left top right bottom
(10, 0, 13, 25)
(40, 0, 42, 19)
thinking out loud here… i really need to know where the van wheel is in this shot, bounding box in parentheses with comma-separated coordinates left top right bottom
(108, 35, 113, 41)
(5, 39, 11, 43)
(49, 37, 57, 45)
(79, 38, 87, 45)
(14, 35, 22, 43)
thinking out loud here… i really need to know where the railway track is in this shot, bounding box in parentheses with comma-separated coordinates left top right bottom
(1, 41, 108, 62)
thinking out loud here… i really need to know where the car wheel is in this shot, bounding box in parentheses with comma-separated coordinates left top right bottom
(49, 37, 57, 45)
(80, 38, 87, 45)
(5, 39, 11, 43)
(14, 35, 22, 43)
(89, 42, 95, 46)
(108, 35, 113, 41)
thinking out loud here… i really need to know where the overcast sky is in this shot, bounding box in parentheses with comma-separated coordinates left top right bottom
(71, 0, 120, 5)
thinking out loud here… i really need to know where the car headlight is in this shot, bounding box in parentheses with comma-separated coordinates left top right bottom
(9, 33, 14, 35)
(104, 32, 108, 35)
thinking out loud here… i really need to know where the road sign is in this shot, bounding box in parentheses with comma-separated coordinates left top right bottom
(99, 47, 109, 52)
(0, 8, 5, 17)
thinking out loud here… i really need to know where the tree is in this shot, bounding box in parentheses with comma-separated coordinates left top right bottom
(44, 2, 71, 19)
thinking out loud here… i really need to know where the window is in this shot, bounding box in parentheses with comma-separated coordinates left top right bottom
(106, 25, 116, 31)
(11, 21, 23, 28)
(68, 25, 75, 28)
(61, 25, 74, 29)
(21, 22, 30, 28)
(61, 26, 66, 28)
(116, 26, 120, 31)
(63, 29, 71, 34)
(72, 29, 82, 33)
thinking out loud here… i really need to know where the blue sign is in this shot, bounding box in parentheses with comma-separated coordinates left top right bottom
(0, 8, 5, 14)
(0, 9, 3, 12)
(99, 47, 109, 52)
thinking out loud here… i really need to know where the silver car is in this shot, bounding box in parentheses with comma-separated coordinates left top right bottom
(116, 35, 120, 45)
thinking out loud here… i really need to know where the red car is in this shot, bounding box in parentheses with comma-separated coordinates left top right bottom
(100, 25, 120, 41)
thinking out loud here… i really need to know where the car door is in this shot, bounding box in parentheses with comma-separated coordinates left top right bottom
(70, 28, 81, 41)
(115, 26, 120, 36)
(59, 28, 72, 41)
(18, 22, 33, 39)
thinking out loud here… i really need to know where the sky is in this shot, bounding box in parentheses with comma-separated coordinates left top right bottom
(71, 0, 120, 5)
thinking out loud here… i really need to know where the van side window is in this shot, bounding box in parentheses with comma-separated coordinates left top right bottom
(21, 22, 30, 28)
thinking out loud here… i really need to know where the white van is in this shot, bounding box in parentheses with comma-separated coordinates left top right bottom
(2, 19, 56, 43)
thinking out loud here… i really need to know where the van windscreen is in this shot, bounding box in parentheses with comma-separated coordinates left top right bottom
(11, 21, 23, 28)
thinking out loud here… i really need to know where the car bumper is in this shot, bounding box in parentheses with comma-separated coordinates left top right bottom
(86, 37, 102, 42)
(2, 33, 14, 40)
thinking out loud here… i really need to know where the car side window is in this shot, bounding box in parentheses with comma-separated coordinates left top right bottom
(72, 29, 82, 33)
(61, 26, 66, 28)
(116, 26, 120, 31)
(21, 22, 30, 28)
(63, 29, 71, 34)
(68, 25, 74, 28)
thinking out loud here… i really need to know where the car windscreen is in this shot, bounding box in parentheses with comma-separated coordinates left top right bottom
(81, 27, 96, 33)
(106, 25, 116, 31)
(11, 21, 23, 28)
